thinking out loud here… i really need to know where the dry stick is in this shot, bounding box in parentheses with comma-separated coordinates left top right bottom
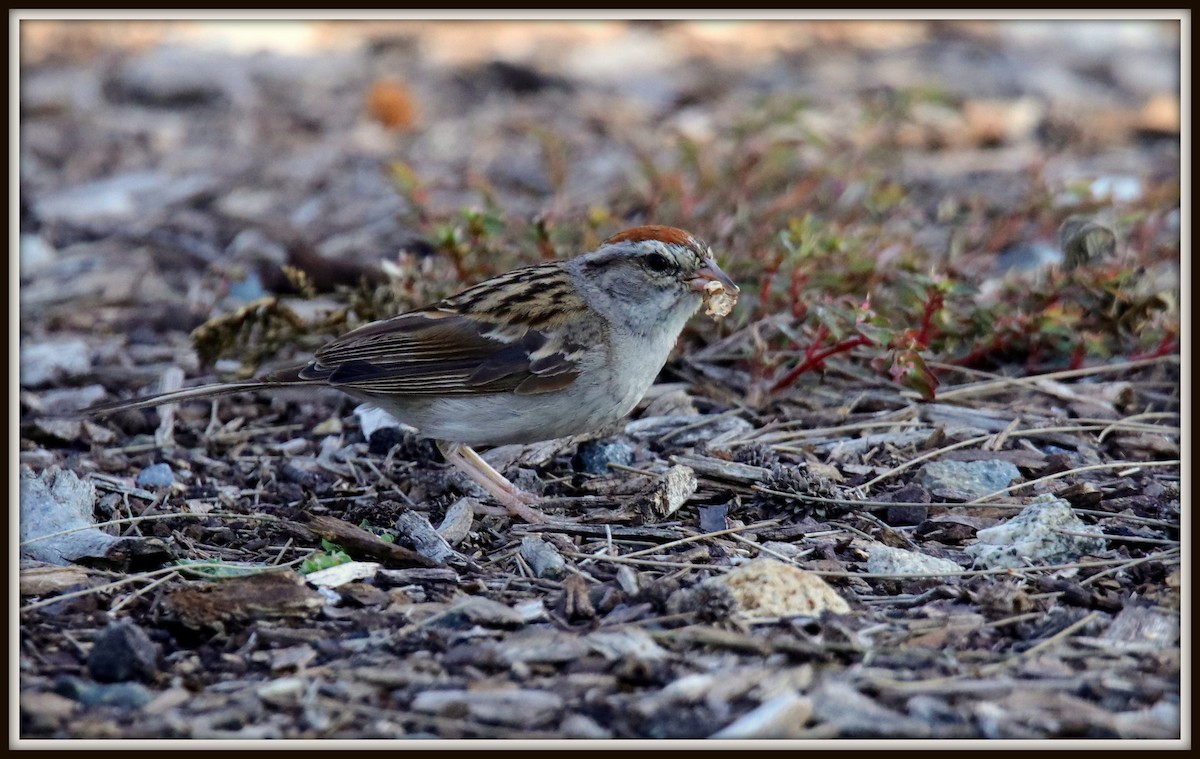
(861, 423, 1179, 494)
(987, 415, 1023, 451)
(750, 485, 1027, 511)
(805, 550, 1180, 580)
(606, 462, 663, 478)
(1097, 412, 1181, 442)
(658, 408, 746, 444)
(1072, 508, 1178, 528)
(108, 570, 179, 615)
(858, 431, 996, 492)
(615, 520, 782, 560)
(926, 356, 1180, 402)
(1078, 547, 1180, 586)
(976, 611, 1101, 677)
(18, 511, 281, 546)
(563, 551, 725, 571)
(1057, 528, 1179, 546)
(271, 538, 295, 565)
(742, 419, 924, 445)
(728, 532, 813, 565)
(966, 459, 1181, 504)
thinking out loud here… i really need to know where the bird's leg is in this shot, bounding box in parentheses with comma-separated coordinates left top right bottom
(437, 441, 547, 523)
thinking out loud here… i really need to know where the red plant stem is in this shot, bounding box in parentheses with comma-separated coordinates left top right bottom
(1069, 342, 1087, 371)
(758, 271, 776, 311)
(805, 323, 830, 361)
(914, 290, 944, 348)
(770, 334, 873, 393)
(1130, 334, 1180, 361)
(789, 269, 808, 318)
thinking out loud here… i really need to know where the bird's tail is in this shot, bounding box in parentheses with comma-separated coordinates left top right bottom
(80, 365, 315, 417)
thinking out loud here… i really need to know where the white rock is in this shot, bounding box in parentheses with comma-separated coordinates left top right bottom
(20, 338, 91, 388)
(867, 545, 962, 575)
(966, 494, 1105, 569)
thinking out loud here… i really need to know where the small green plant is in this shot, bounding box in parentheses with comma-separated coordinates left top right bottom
(300, 540, 353, 575)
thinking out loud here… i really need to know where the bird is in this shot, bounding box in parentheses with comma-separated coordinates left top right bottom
(84, 225, 739, 523)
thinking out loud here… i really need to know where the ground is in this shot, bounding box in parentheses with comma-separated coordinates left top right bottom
(17, 19, 1182, 741)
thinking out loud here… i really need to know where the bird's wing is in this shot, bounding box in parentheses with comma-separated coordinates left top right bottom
(287, 307, 584, 396)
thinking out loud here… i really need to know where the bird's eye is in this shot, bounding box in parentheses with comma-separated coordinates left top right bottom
(644, 253, 672, 273)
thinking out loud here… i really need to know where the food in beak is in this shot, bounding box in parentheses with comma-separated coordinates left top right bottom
(690, 257, 740, 319)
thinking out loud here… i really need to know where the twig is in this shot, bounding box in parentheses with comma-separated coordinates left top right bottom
(19, 511, 281, 546)
(976, 612, 1100, 677)
(966, 459, 1181, 504)
(108, 570, 179, 615)
(1057, 528, 1179, 546)
(562, 551, 725, 571)
(927, 356, 1180, 402)
(1078, 548, 1181, 586)
(806, 550, 1180, 580)
(617, 519, 782, 560)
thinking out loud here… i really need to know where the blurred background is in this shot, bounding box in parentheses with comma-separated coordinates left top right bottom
(18, 18, 1182, 392)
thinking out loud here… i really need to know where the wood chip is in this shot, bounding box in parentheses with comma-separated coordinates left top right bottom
(164, 570, 324, 629)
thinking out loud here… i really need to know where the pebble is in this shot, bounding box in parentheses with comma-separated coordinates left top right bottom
(55, 675, 153, 711)
(573, 439, 634, 474)
(86, 619, 159, 683)
(135, 463, 174, 489)
(19, 338, 91, 388)
(917, 459, 1021, 500)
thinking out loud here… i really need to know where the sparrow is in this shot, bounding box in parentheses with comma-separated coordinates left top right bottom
(85, 225, 739, 522)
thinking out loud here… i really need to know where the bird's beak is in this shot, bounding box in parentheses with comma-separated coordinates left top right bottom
(689, 256, 740, 294)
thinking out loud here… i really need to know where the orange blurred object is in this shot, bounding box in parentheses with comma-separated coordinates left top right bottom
(367, 79, 417, 131)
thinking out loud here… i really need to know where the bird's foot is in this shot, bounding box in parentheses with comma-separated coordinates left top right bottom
(437, 441, 548, 524)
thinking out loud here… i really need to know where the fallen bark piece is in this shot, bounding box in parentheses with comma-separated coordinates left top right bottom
(374, 567, 461, 585)
(306, 514, 440, 567)
(634, 464, 698, 522)
(164, 570, 324, 629)
(585, 628, 669, 662)
(520, 536, 566, 579)
(810, 680, 932, 737)
(19, 563, 95, 596)
(495, 628, 590, 664)
(710, 692, 814, 739)
(395, 510, 458, 564)
(436, 498, 476, 545)
(410, 688, 564, 728)
(707, 558, 850, 617)
(1099, 604, 1179, 648)
(448, 596, 526, 628)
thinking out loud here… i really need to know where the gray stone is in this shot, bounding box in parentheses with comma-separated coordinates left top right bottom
(136, 463, 174, 489)
(918, 459, 1022, 500)
(573, 439, 634, 474)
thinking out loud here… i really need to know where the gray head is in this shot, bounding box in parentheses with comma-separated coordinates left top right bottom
(565, 225, 738, 335)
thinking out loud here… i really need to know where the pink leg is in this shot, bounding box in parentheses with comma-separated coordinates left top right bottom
(437, 441, 547, 523)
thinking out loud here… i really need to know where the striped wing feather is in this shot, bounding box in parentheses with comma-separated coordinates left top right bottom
(291, 308, 579, 396)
